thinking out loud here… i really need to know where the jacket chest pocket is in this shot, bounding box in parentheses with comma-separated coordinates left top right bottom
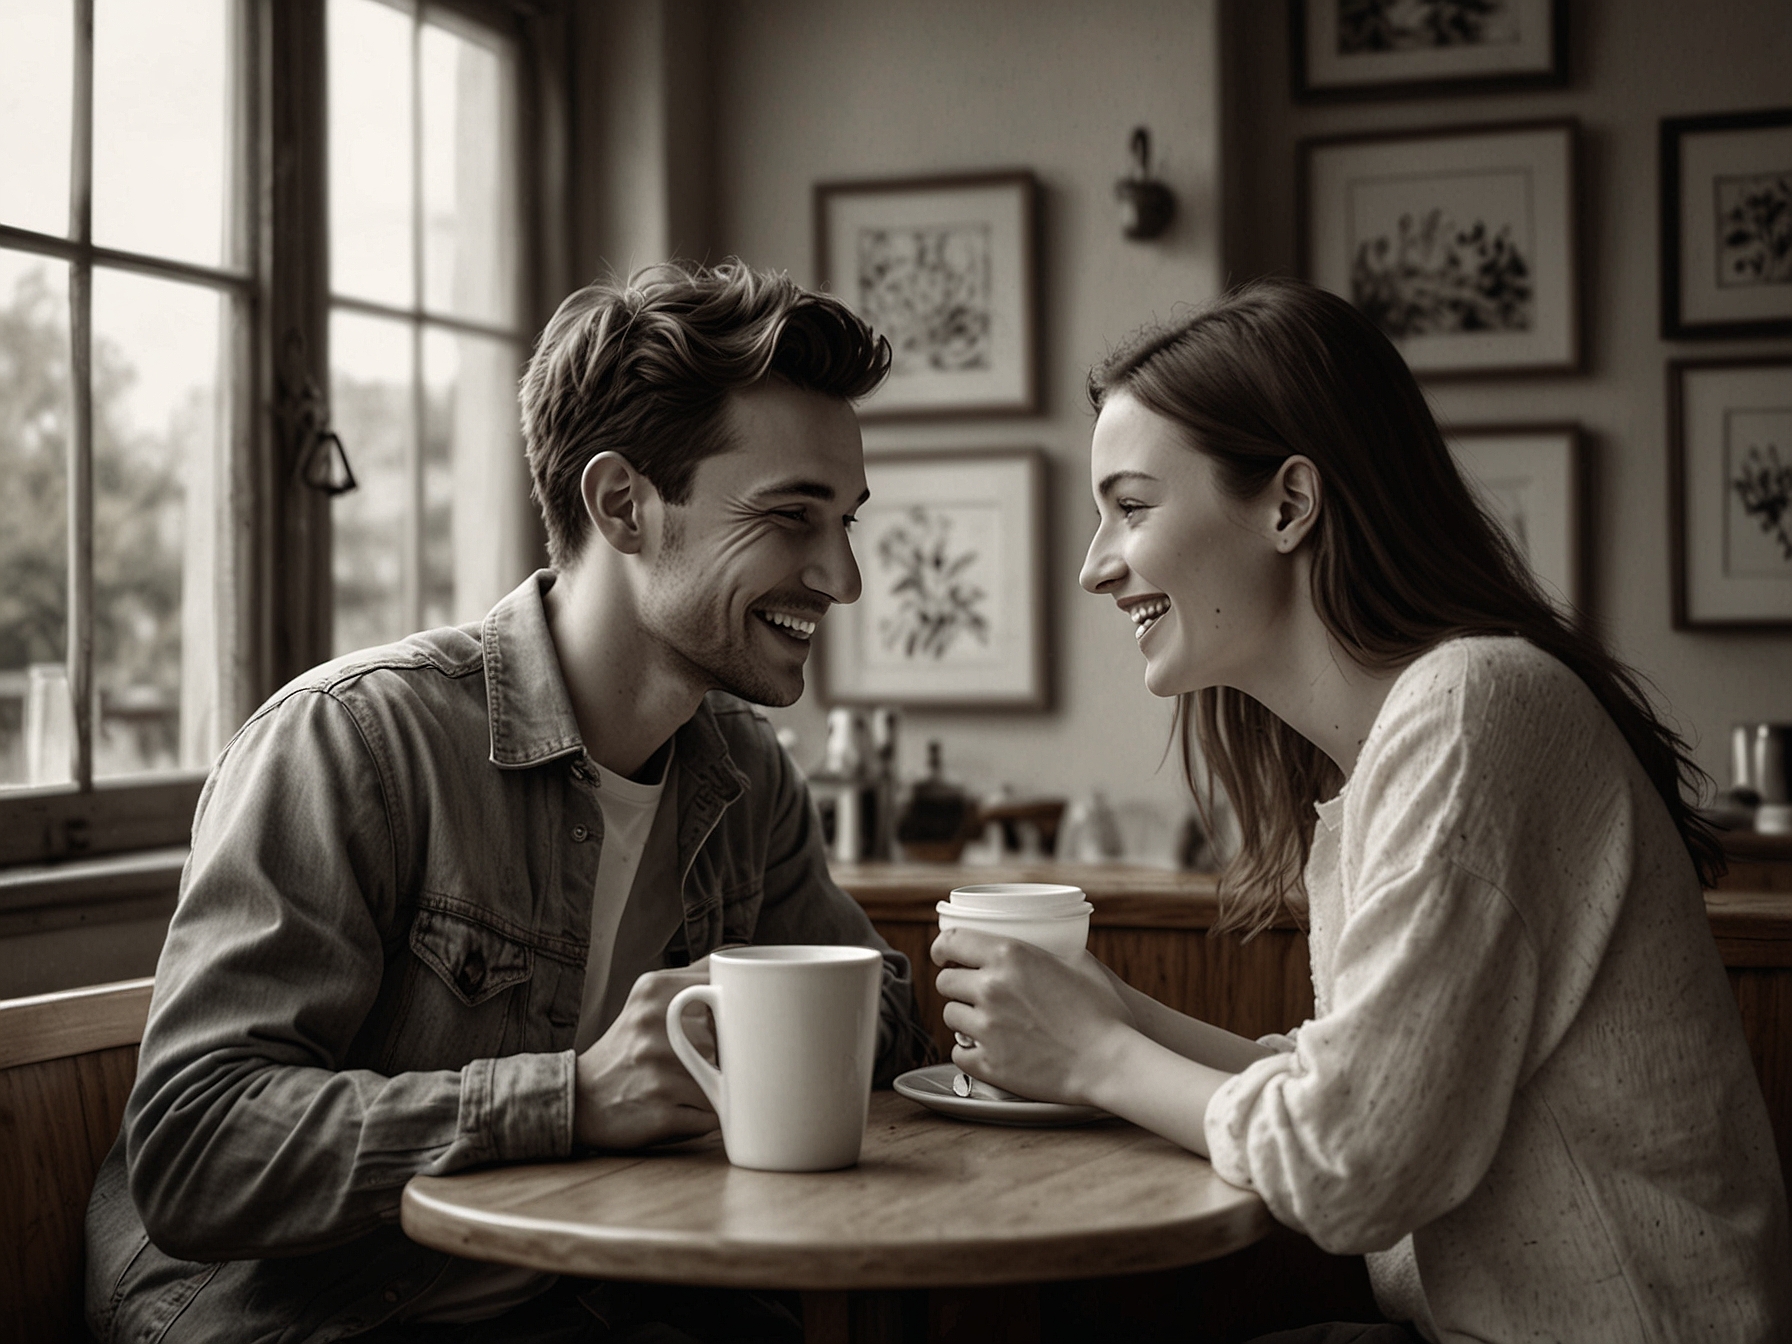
(384, 905, 538, 1071)
(410, 906, 534, 1004)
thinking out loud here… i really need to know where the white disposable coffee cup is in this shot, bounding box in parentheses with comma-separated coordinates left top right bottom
(936, 883, 1093, 959)
(937, 884, 1093, 1101)
(666, 945, 882, 1172)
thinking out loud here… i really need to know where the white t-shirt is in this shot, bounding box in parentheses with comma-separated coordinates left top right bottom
(1204, 637, 1790, 1343)
(573, 750, 672, 1051)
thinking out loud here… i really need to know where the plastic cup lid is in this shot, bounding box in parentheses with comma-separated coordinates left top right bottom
(947, 882, 1087, 913)
(936, 900, 1093, 921)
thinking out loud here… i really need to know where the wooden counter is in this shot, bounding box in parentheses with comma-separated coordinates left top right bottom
(836, 859, 1792, 1192)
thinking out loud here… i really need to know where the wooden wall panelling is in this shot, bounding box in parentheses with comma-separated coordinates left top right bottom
(876, 918, 952, 1061)
(1729, 968, 1792, 1188)
(0, 1044, 139, 1344)
(872, 915, 1318, 1064)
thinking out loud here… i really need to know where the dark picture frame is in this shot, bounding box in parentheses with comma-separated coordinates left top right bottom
(1660, 108, 1792, 340)
(1291, 0, 1566, 102)
(814, 171, 1039, 420)
(1301, 119, 1580, 378)
(821, 449, 1048, 710)
(1447, 423, 1585, 613)
(1669, 357, 1792, 630)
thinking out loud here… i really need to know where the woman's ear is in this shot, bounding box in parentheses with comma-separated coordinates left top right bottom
(1270, 455, 1322, 553)
(579, 452, 655, 556)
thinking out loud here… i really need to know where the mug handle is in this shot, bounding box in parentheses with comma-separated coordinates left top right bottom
(665, 984, 725, 1123)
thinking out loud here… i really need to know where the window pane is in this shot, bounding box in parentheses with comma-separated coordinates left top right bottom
(92, 0, 229, 267)
(330, 0, 415, 308)
(421, 18, 519, 325)
(332, 309, 415, 654)
(0, 254, 71, 787)
(421, 326, 454, 631)
(0, 0, 74, 238)
(422, 327, 526, 630)
(90, 269, 225, 779)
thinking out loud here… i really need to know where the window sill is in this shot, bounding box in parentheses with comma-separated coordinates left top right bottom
(0, 775, 204, 865)
(0, 845, 187, 938)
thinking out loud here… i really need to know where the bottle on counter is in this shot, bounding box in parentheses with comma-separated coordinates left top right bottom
(896, 740, 977, 862)
(1060, 790, 1125, 864)
(868, 708, 899, 861)
(810, 708, 897, 863)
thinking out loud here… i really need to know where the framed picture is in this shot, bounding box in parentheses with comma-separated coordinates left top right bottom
(814, 171, 1038, 419)
(1670, 357, 1792, 629)
(1447, 424, 1584, 612)
(1660, 108, 1792, 339)
(1292, 0, 1566, 101)
(1302, 119, 1579, 377)
(822, 450, 1047, 709)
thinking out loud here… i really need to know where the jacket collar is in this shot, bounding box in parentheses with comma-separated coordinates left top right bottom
(482, 571, 742, 802)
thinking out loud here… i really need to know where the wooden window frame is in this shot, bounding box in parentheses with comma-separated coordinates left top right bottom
(0, 0, 567, 869)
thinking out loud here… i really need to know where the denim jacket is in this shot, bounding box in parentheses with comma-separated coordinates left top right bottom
(85, 571, 930, 1344)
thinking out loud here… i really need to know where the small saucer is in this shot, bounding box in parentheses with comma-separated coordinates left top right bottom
(892, 1064, 1109, 1128)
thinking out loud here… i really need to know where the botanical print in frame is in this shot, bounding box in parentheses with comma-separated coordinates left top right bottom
(1661, 109, 1792, 339)
(1302, 120, 1579, 376)
(1671, 358, 1792, 629)
(822, 450, 1046, 709)
(1293, 0, 1565, 101)
(1447, 424, 1583, 612)
(815, 172, 1038, 419)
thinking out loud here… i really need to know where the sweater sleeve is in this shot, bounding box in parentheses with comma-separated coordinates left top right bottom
(1204, 648, 1549, 1255)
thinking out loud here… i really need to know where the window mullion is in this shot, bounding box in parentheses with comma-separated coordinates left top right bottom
(67, 0, 96, 791)
(406, 13, 426, 634)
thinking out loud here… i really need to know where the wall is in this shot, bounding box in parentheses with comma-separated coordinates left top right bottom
(570, 0, 714, 280)
(710, 0, 1227, 852)
(1223, 0, 1792, 790)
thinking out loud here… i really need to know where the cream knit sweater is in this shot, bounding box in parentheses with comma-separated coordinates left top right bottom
(1204, 638, 1789, 1343)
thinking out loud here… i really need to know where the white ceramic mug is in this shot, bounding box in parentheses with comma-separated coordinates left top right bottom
(666, 945, 882, 1172)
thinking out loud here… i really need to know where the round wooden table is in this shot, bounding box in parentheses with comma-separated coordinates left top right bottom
(403, 1090, 1271, 1340)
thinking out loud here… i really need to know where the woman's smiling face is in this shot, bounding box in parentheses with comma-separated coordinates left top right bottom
(1079, 393, 1295, 699)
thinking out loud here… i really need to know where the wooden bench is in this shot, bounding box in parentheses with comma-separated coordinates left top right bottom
(0, 978, 153, 1344)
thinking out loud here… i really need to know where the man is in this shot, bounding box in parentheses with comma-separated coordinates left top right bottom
(85, 261, 931, 1343)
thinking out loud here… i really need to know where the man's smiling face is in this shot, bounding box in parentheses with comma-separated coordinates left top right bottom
(637, 380, 868, 707)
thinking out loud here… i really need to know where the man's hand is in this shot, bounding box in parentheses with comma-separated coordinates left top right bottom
(573, 960, 719, 1150)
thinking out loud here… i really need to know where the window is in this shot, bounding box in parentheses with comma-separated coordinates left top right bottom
(0, 0, 245, 830)
(0, 0, 553, 865)
(327, 0, 531, 651)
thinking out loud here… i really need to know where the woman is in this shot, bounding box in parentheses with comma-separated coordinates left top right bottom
(931, 278, 1789, 1343)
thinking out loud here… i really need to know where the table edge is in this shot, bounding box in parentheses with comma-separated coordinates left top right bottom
(401, 1176, 1275, 1289)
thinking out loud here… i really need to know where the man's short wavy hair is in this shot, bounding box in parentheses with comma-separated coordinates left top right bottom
(519, 259, 891, 568)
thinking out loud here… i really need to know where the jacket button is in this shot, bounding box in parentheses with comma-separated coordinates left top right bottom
(458, 949, 486, 994)
(382, 1287, 401, 1303)
(571, 824, 590, 842)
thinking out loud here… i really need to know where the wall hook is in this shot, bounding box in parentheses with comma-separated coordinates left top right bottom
(1116, 126, 1176, 241)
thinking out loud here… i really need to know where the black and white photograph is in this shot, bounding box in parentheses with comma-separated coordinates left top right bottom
(1671, 357, 1792, 628)
(1292, 0, 1566, 100)
(3, 5, 1792, 1344)
(815, 172, 1037, 417)
(822, 450, 1046, 708)
(1302, 120, 1579, 374)
(1661, 107, 1792, 338)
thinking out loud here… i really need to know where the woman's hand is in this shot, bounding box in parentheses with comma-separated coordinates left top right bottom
(931, 928, 1139, 1107)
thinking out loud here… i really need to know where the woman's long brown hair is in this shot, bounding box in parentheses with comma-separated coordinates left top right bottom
(1089, 278, 1723, 936)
